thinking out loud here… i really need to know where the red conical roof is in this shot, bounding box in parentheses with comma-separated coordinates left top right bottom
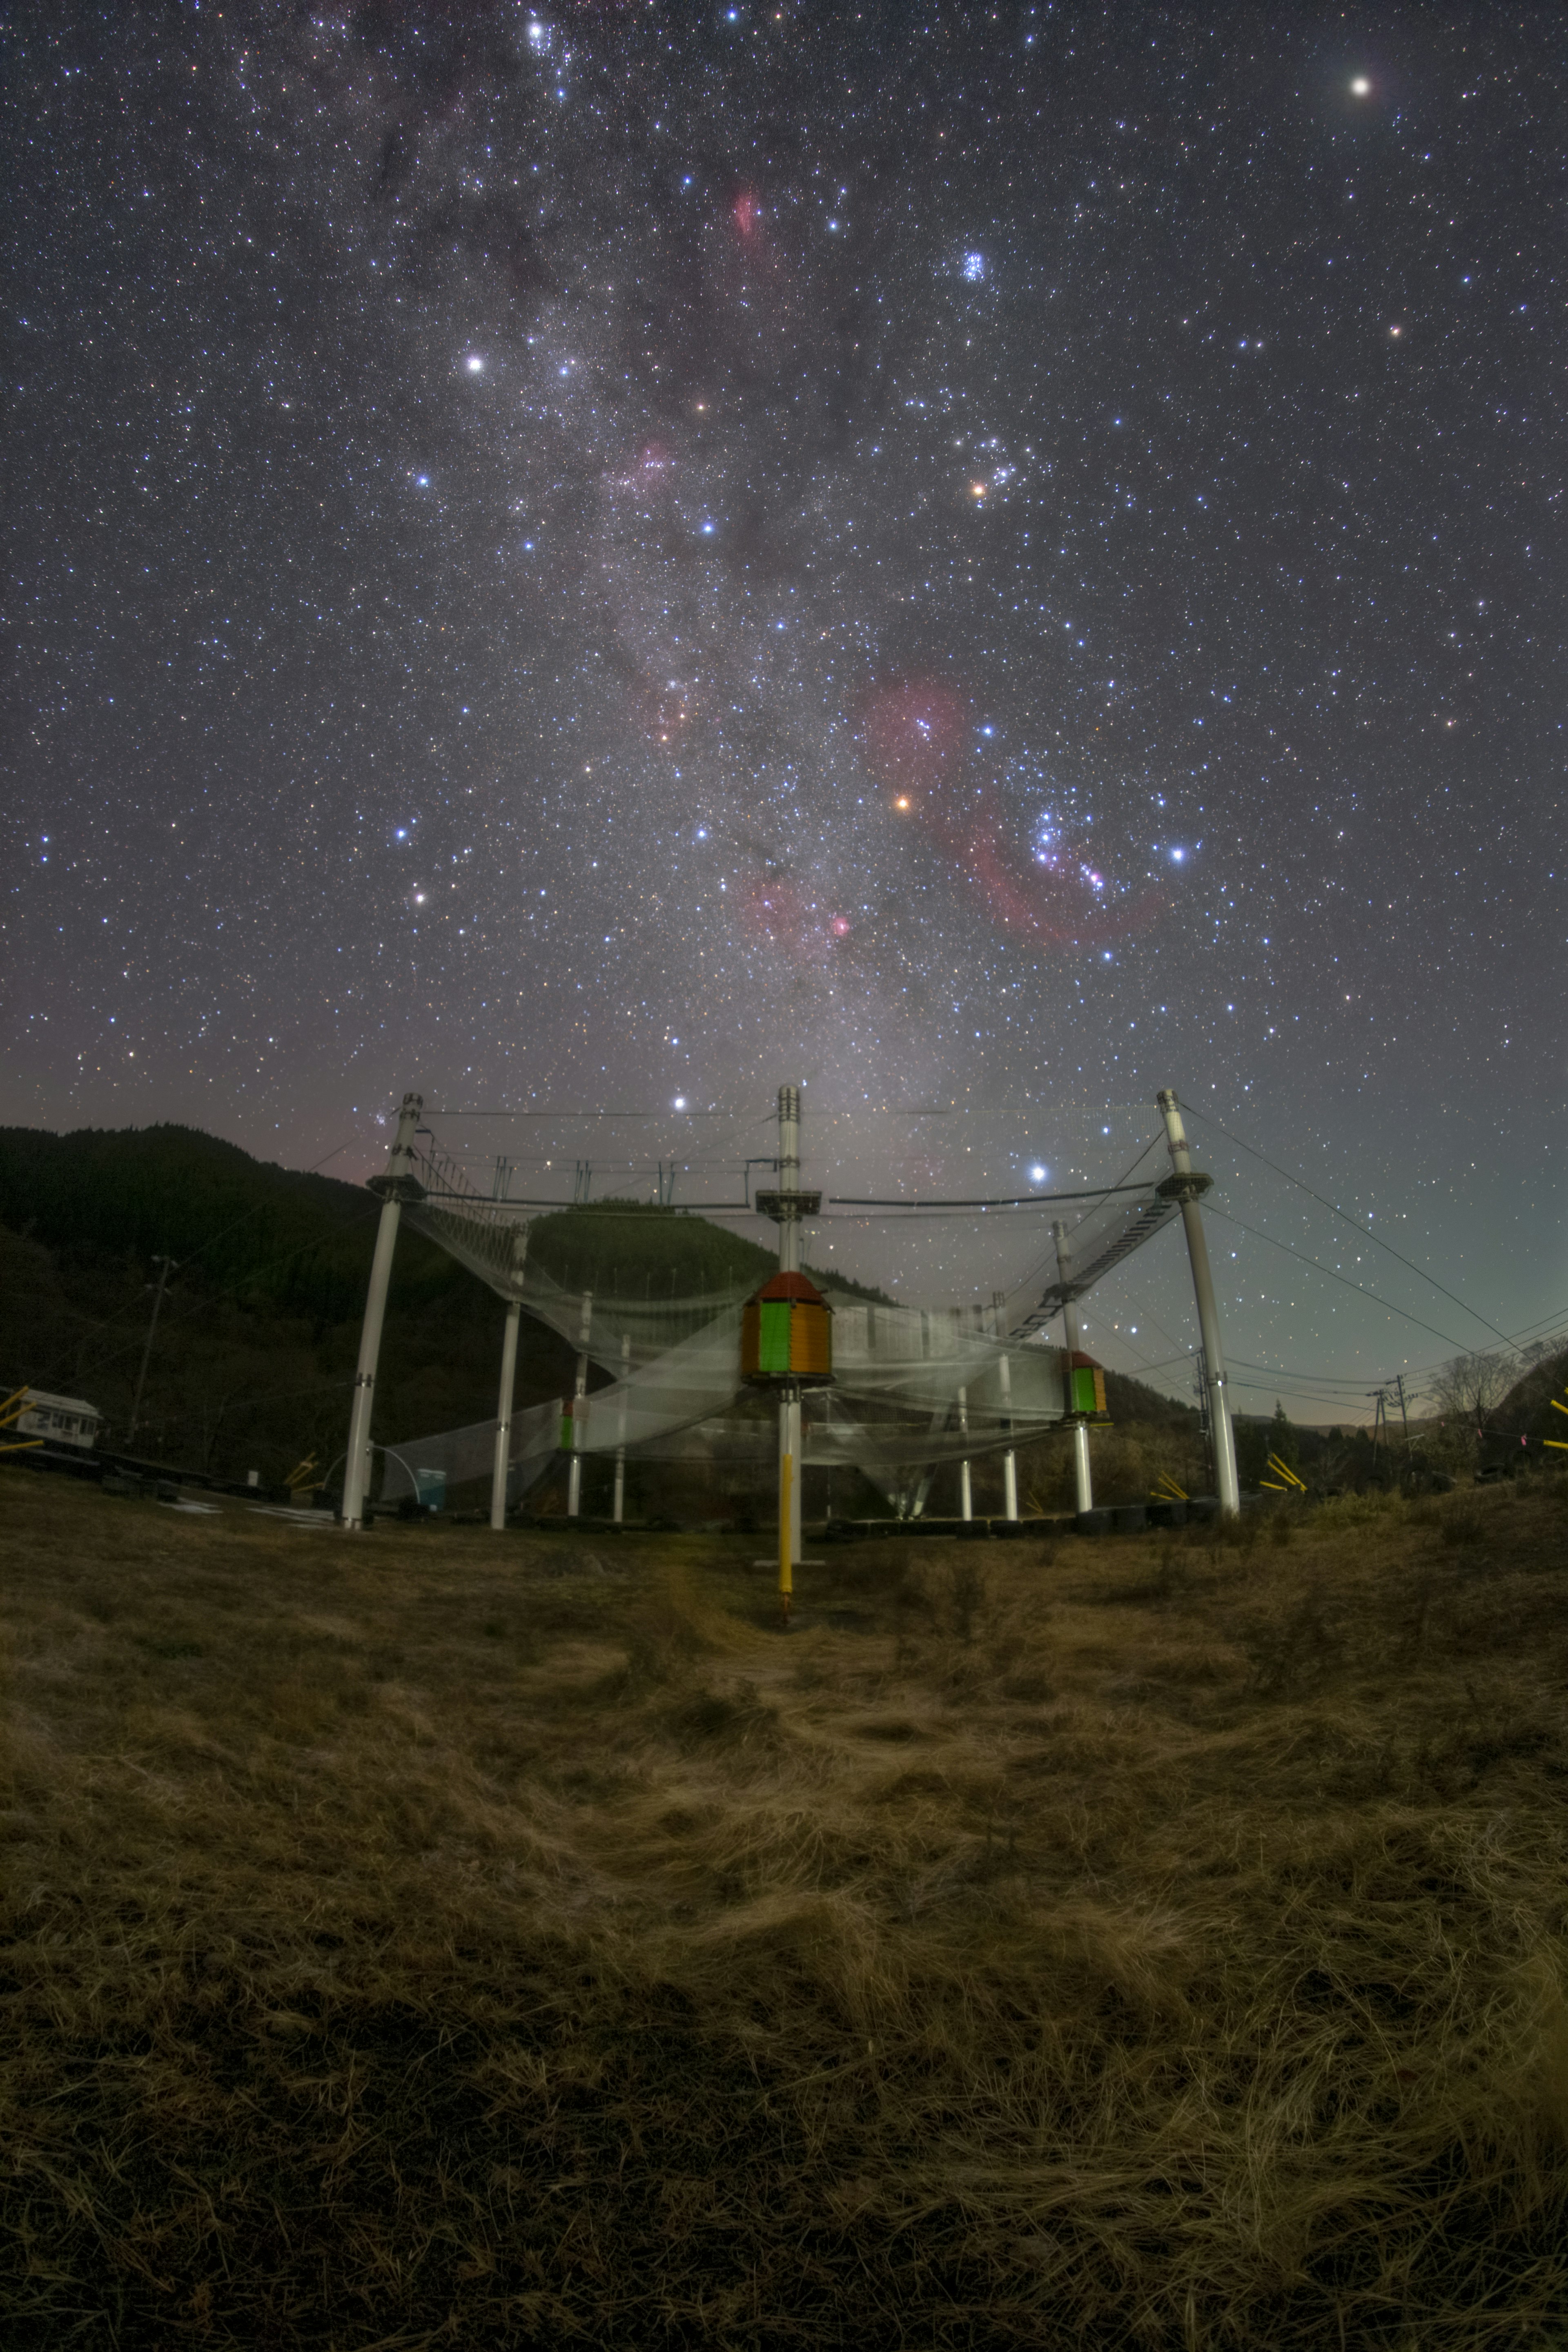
(753, 1270, 828, 1305)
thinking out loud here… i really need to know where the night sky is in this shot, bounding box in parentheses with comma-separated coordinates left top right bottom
(4, 2, 1562, 1417)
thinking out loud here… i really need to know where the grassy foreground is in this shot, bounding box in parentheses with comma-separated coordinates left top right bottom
(3, 1474, 1567, 2349)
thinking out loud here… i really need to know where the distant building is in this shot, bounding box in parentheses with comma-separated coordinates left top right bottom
(15, 1390, 103, 1450)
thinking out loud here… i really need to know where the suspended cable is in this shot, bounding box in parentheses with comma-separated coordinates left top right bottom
(1205, 1206, 1475, 1354)
(424, 1107, 770, 1120)
(1180, 1100, 1515, 1348)
(996, 1130, 1168, 1316)
(826, 1181, 1152, 1210)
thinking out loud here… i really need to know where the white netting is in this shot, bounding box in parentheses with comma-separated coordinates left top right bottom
(385, 1134, 1169, 1499)
(378, 1395, 561, 1507)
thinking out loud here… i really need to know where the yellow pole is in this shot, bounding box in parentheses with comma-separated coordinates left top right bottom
(780, 1450, 793, 1623)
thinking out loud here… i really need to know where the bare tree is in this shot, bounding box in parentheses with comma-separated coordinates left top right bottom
(1425, 1352, 1515, 1446)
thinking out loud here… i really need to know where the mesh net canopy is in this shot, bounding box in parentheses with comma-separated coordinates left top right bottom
(380, 1134, 1170, 1509)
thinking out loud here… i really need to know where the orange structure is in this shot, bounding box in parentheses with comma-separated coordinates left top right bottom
(741, 1271, 834, 1387)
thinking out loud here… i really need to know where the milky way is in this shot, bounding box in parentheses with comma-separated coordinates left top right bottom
(3, 3, 1561, 1405)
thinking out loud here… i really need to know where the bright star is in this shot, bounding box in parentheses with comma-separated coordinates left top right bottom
(1350, 76, 1370, 96)
(1029, 1165, 1047, 1184)
(466, 354, 485, 373)
(673, 1096, 687, 1110)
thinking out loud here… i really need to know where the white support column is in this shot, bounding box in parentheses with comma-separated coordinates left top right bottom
(994, 1294, 1019, 1520)
(776, 1082, 801, 1276)
(1054, 1220, 1094, 1515)
(786, 1387, 803, 1565)
(1157, 1089, 1241, 1516)
(757, 1080, 817, 1614)
(342, 1091, 423, 1531)
(958, 1385, 973, 1521)
(490, 1299, 521, 1531)
(567, 1289, 592, 1518)
(612, 1329, 630, 1524)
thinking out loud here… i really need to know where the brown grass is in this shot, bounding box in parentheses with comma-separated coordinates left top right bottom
(3, 1471, 1568, 2348)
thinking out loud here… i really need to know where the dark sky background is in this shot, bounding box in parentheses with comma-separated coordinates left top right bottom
(3, 1, 1562, 1418)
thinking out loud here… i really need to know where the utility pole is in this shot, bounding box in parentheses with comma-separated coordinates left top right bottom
(128, 1255, 177, 1449)
(1156, 1089, 1240, 1516)
(1054, 1220, 1094, 1516)
(1394, 1372, 1412, 1476)
(342, 1092, 424, 1530)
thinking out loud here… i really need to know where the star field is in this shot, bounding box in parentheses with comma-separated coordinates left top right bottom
(2, 2, 1561, 1406)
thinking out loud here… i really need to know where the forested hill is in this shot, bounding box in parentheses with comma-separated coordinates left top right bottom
(0, 1123, 383, 1329)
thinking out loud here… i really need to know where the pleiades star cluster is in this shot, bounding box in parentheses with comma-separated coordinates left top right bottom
(2, 3, 1560, 1392)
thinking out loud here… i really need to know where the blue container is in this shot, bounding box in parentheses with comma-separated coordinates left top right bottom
(414, 1468, 447, 1512)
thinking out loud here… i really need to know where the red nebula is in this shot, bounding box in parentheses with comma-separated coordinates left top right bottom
(737, 873, 852, 965)
(732, 187, 761, 238)
(959, 820, 1164, 950)
(862, 673, 1163, 949)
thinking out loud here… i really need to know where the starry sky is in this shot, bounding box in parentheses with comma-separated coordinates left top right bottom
(3, 1, 1562, 1418)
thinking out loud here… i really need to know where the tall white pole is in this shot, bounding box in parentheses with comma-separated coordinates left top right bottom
(777, 1082, 801, 1276)
(771, 1084, 806, 1571)
(342, 1091, 423, 1531)
(567, 1288, 592, 1518)
(958, 1383, 973, 1521)
(993, 1292, 1019, 1519)
(613, 1328, 630, 1523)
(1156, 1089, 1240, 1516)
(1054, 1220, 1094, 1515)
(490, 1299, 521, 1531)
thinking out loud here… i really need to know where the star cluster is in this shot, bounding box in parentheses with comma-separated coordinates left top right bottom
(2, 2, 1561, 1391)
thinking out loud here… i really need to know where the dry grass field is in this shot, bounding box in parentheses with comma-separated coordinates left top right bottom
(4, 1470, 1568, 2350)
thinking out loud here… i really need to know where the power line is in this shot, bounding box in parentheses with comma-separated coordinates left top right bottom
(1226, 1354, 1408, 1391)
(1180, 1100, 1515, 1348)
(1205, 1205, 1474, 1355)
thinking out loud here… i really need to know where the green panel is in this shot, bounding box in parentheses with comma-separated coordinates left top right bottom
(1071, 1365, 1098, 1414)
(757, 1300, 793, 1373)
